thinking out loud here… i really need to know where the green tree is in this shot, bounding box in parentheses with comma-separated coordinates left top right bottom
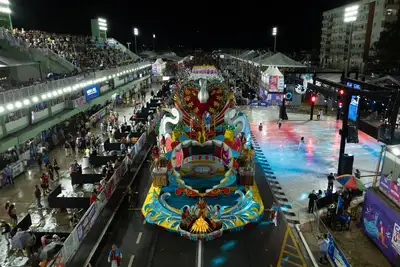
(367, 19, 400, 73)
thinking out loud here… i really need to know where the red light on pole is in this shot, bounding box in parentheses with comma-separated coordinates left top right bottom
(339, 89, 344, 95)
(311, 96, 316, 102)
(338, 101, 343, 108)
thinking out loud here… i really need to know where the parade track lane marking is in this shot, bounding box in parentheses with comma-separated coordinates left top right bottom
(136, 232, 143, 244)
(196, 240, 203, 267)
(128, 255, 135, 267)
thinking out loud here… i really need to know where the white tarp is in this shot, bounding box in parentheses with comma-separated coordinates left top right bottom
(259, 52, 306, 68)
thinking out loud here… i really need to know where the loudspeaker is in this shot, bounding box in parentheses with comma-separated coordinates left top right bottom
(347, 123, 359, 143)
(339, 154, 354, 175)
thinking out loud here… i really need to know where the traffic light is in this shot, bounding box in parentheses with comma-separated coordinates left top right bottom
(311, 96, 316, 103)
(338, 101, 343, 108)
(339, 89, 344, 95)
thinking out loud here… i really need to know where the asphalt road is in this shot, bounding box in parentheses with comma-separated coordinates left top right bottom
(92, 160, 310, 267)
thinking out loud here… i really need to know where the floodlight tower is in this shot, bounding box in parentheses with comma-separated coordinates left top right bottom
(343, 5, 359, 77)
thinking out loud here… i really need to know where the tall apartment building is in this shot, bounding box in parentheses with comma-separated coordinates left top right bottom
(320, 0, 399, 70)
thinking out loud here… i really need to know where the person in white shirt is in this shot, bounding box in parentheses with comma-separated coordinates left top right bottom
(298, 137, 305, 151)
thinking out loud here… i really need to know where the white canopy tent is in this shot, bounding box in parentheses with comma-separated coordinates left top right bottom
(258, 52, 307, 68)
(261, 66, 284, 92)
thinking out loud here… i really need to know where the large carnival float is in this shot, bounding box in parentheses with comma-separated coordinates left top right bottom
(142, 65, 264, 241)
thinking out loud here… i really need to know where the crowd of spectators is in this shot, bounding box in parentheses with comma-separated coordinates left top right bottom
(0, 28, 139, 91)
(13, 29, 134, 71)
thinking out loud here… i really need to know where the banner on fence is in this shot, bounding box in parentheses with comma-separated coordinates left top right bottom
(76, 202, 97, 241)
(327, 233, 351, 267)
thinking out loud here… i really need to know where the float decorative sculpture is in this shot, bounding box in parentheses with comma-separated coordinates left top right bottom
(142, 65, 263, 241)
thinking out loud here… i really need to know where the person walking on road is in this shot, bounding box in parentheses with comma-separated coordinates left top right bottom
(34, 185, 43, 208)
(108, 244, 122, 267)
(277, 118, 283, 129)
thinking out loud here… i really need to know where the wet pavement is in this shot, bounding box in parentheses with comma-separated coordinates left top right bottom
(245, 106, 382, 224)
(0, 86, 158, 266)
(244, 106, 386, 267)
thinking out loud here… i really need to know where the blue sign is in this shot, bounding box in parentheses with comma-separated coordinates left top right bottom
(84, 84, 100, 102)
(346, 82, 361, 90)
(348, 95, 359, 121)
(328, 233, 351, 267)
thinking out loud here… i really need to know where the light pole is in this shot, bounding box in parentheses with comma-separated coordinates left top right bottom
(134, 27, 139, 54)
(127, 42, 131, 51)
(153, 34, 156, 51)
(272, 27, 277, 53)
(343, 5, 359, 77)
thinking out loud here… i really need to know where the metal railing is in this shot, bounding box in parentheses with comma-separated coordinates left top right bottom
(310, 202, 353, 265)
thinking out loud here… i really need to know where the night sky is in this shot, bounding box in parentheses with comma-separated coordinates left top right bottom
(11, 0, 350, 53)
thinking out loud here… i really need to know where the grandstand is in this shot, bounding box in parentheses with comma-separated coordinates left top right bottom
(0, 25, 150, 148)
(0, 27, 141, 91)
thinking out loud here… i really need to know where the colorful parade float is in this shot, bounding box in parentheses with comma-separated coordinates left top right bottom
(142, 65, 264, 241)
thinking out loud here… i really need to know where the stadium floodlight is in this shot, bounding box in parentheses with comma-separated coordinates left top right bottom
(46, 92, 52, 98)
(32, 96, 39, 103)
(272, 27, 277, 52)
(99, 26, 107, 31)
(15, 101, 22, 108)
(98, 18, 106, 23)
(272, 27, 277, 36)
(6, 103, 14, 110)
(0, 6, 11, 14)
(23, 99, 30, 106)
(153, 34, 156, 39)
(343, 5, 359, 77)
(134, 28, 139, 36)
(41, 94, 47, 100)
(0, 106, 4, 113)
(98, 22, 107, 27)
(344, 5, 359, 23)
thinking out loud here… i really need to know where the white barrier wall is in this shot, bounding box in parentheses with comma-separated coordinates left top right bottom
(5, 116, 29, 133)
(51, 102, 65, 115)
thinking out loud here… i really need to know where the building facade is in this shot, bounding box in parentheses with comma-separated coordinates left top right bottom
(320, 0, 399, 71)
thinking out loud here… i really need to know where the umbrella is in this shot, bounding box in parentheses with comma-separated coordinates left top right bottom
(40, 242, 64, 260)
(11, 231, 30, 249)
(335, 174, 366, 191)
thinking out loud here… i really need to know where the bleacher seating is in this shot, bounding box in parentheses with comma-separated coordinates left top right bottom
(13, 29, 134, 71)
